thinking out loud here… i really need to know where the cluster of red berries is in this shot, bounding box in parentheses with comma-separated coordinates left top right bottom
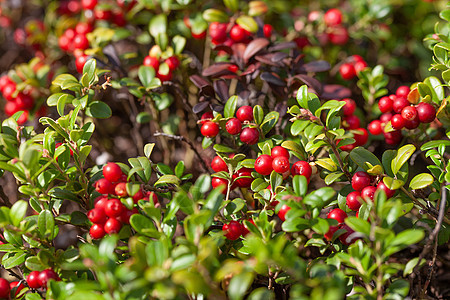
(143, 46, 180, 82)
(26, 269, 60, 290)
(322, 8, 349, 45)
(338, 98, 369, 151)
(206, 21, 273, 47)
(12, 19, 45, 51)
(339, 55, 368, 80)
(211, 155, 252, 194)
(58, 22, 94, 73)
(200, 106, 260, 145)
(89, 162, 157, 239)
(0, 278, 25, 299)
(324, 208, 356, 245)
(0, 75, 35, 124)
(367, 86, 437, 145)
(222, 219, 254, 240)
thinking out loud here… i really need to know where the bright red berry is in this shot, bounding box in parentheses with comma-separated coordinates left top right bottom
(391, 114, 406, 130)
(191, 30, 207, 39)
(105, 198, 126, 218)
(27, 271, 41, 289)
(291, 161, 312, 182)
(353, 128, 368, 146)
(278, 204, 291, 221)
(0, 278, 10, 299)
(327, 208, 347, 223)
(351, 171, 371, 191)
(396, 86, 410, 98)
(324, 8, 343, 26)
(236, 106, 253, 122)
(361, 186, 377, 202)
(75, 22, 93, 35)
(94, 195, 108, 210)
(9, 281, 25, 296)
(354, 61, 368, 73)
(392, 97, 410, 113)
(211, 177, 228, 194)
(240, 127, 259, 145)
(339, 63, 356, 80)
(324, 224, 339, 241)
(145, 191, 158, 205)
(209, 22, 227, 43)
(2, 83, 16, 101)
(233, 168, 253, 188)
(114, 182, 128, 198)
(271, 146, 289, 159)
(377, 181, 395, 198)
(346, 191, 362, 211)
(380, 112, 394, 125)
(87, 207, 107, 224)
(73, 34, 89, 50)
(165, 56, 180, 70)
(104, 218, 122, 234)
(343, 115, 360, 129)
(225, 118, 242, 135)
(272, 156, 290, 174)
(103, 162, 123, 182)
(81, 0, 97, 10)
(37, 269, 60, 288)
(211, 155, 228, 172)
(200, 111, 214, 124)
(95, 178, 114, 195)
(230, 24, 249, 42)
(401, 106, 417, 121)
(16, 93, 34, 110)
(341, 98, 356, 116)
(368, 120, 382, 135)
(263, 24, 273, 38)
(201, 121, 219, 138)
(75, 54, 88, 73)
(255, 155, 273, 176)
(90, 223, 106, 239)
(143, 56, 160, 70)
(223, 220, 243, 240)
(416, 102, 436, 123)
(328, 26, 349, 45)
(378, 96, 393, 113)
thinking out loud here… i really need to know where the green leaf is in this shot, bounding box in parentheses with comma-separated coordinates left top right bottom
(52, 74, 80, 90)
(82, 58, 97, 85)
(345, 217, 370, 236)
(154, 175, 181, 186)
(144, 143, 155, 159)
(138, 66, 156, 88)
(292, 175, 307, 197)
(350, 147, 383, 172)
(296, 85, 308, 109)
(213, 144, 235, 153)
(421, 140, 450, 151)
(2, 251, 27, 269)
(290, 120, 309, 136)
(38, 210, 55, 239)
(310, 218, 329, 235)
(130, 214, 159, 238)
(223, 0, 239, 12)
(404, 257, 426, 276)
(253, 105, 264, 125)
(236, 16, 258, 33)
(10, 200, 27, 227)
(173, 191, 194, 215)
(202, 9, 229, 23)
(385, 229, 425, 256)
(224, 96, 238, 119)
(391, 144, 416, 175)
(136, 112, 151, 124)
(383, 176, 404, 190)
(149, 15, 167, 38)
(228, 271, 254, 300)
(85, 101, 112, 119)
(270, 171, 283, 190)
(409, 173, 434, 190)
(260, 111, 279, 135)
(325, 172, 344, 185)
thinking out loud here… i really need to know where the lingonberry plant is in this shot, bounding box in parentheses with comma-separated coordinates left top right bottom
(0, 0, 448, 299)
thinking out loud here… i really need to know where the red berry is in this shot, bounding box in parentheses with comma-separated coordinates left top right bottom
(201, 121, 219, 138)
(104, 218, 122, 234)
(272, 156, 290, 174)
(225, 118, 242, 135)
(341, 98, 356, 116)
(263, 24, 273, 38)
(324, 8, 343, 26)
(94, 9, 112, 20)
(95, 178, 114, 195)
(228, 65, 239, 73)
(230, 24, 249, 42)
(75, 22, 93, 35)
(37, 269, 60, 288)
(351, 171, 371, 191)
(117, 208, 138, 224)
(361, 186, 377, 202)
(343, 115, 360, 129)
(328, 26, 349, 45)
(327, 208, 347, 223)
(2, 83, 16, 101)
(346, 191, 362, 211)
(404, 114, 420, 130)
(384, 130, 403, 145)
(165, 56, 180, 70)
(94, 195, 108, 209)
(58, 35, 71, 51)
(90, 223, 106, 239)
(76, 54, 88, 73)
(380, 112, 394, 126)
(16, 93, 34, 110)
(81, 0, 97, 10)
(115, 182, 128, 197)
(396, 86, 410, 98)
(191, 30, 207, 39)
(376, 181, 395, 198)
(339, 223, 357, 245)
(233, 168, 253, 188)
(4, 101, 19, 116)
(391, 114, 406, 130)
(0, 278, 10, 299)
(156, 69, 173, 82)
(27, 271, 41, 289)
(223, 220, 243, 240)
(209, 22, 227, 43)
(353, 128, 369, 146)
(200, 111, 214, 124)
(143, 56, 160, 70)
(240, 127, 259, 145)
(105, 198, 126, 218)
(73, 34, 89, 50)
(271, 146, 289, 159)
(339, 63, 356, 80)
(0, 75, 13, 92)
(211, 155, 228, 172)
(392, 97, 410, 113)
(401, 106, 417, 121)
(416, 102, 436, 123)
(87, 207, 107, 224)
(211, 177, 228, 194)
(143, 191, 158, 204)
(324, 224, 339, 241)
(131, 189, 144, 202)
(103, 162, 123, 182)
(9, 281, 25, 296)
(291, 161, 312, 182)
(368, 120, 382, 135)
(236, 106, 253, 122)
(277, 204, 291, 221)
(378, 96, 393, 113)
(354, 61, 368, 73)
(255, 155, 273, 176)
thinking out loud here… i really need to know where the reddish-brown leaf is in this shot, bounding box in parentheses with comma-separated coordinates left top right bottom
(243, 38, 270, 62)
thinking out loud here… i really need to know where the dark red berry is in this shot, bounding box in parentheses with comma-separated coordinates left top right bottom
(225, 118, 242, 135)
(272, 156, 290, 174)
(255, 155, 273, 176)
(211, 155, 228, 172)
(104, 218, 122, 234)
(391, 114, 406, 130)
(277, 204, 291, 221)
(233, 168, 253, 188)
(103, 162, 123, 182)
(201, 121, 219, 138)
(105, 198, 126, 218)
(15, 93, 34, 110)
(392, 97, 410, 113)
(165, 56, 180, 70)
(209, 22, 227, 43)
(353, 128, 368, 146)
(117, 208, 138, 225)
(291, 161, 312, 182)
(339, 223, 357, 245)
(0, 278, 10, 299)
(384, 130, 403, 145)
(324, 8, 343, 26)
(341, 98, 356, 116)
(328, 26, 349, 45)
(95, 178, 114, 195)
(37, 269, 60, 288)
(324, 224, 339, 241)
(346, 191, 362, 211)
(404, 114, 420, 130)
(240, 127, 259, 145)
(236, 106, 253, 122)
(339, 63, 356, 80)
(27, 271, 41, 289)
(377, 181, 395, 198)
(327, 208, 347, 223)
(343, 115, 360, 129)
(401, 106, 417, 121)
(361, 186, 377, 202)
(378, 96, 393, 113)
(368, 120, 382, 135)
(271, 146, 289, 159)
(230, 24, 249, 42)
(223, 220, 243, 240)
(90, 223, 106, 239)
(416, 102, 436, 123)
(351, 171, 371, 191)
(87, 208, 107, 223)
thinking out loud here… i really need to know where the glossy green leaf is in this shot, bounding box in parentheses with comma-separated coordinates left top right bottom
(224, 96, 238, 119)
(202, 9, 229, 23)
(409, 173, 434, 190)
(85, 101, 112, 119)
(391, 144, 415, 175)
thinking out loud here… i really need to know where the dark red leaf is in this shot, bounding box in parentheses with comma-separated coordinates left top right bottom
(243, 38, 270, 62)
(240, 63, 260, 76)
(192, 101, 210, 114)
(271, 52, 288, 62)
(261, 72, 286, 86)
(268, 41, 297, 51)
(321, 84, 352, 100)
(202, 63, 235, 77)
(213, 45, 233, 55)
(292, 74, 323, 95)
(214, 80, 229, 102)
(190, 75, 211, 88)
(301, 60, 331, 72)
(255, 54, 284, 66)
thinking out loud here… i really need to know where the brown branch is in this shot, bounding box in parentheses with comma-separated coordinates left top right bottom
(0, 184, 11, 208)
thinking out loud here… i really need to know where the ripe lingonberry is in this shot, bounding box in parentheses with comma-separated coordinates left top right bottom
(37, 269, 60, 288)
(240, 127, 259, 145)
(255, 155, 273, 176)
(27, 271, 41, 289)
(114, 182, 128, 198)
(233, 168, 253, 188)
(95, 178, 114, 195)
(277, 204, 291, 221)
(396, 85, 410, 98)
(94, 195, 108, 210)
(117, 208, 138, 224)
(384, 130, 403, 145)
(354, 60, 368, 73)
(339, 63, 356, 80)
(104, 218, 122, 234)
(392, 97, 409, 113)
(236, 106, 253, 122)
(324, 8, 343, 26)
(73, 34, 89, 50)
(75, 54, 88, 73)
(377, 181, 395, 198)
(339, 223, 357, 245)
(401, 106, 417, 121)
(90, 223, 106, 239)
(75, 22, 93, 35)
(211, 155, 228, 172)
(361, 186, 377, 202)
(404, 114, 420, 130)
(328, 26, 349, 45)
(192, 30, 207, 39)
(201, 121, 219, 138)
(81, 0, 97, 10)
(145, 191, 158, 204)
(378, 96, 393, 113)
(9, 281, 25, 296)
(2, 83, 16, 101)
(230, 24, 249, 42)
(263, 24, 273, 38)
(416, 102, 436, 123)
(324, 224, 339, 241)
(291, 161, 312, 182)
(380, 112, 393, 125)
(200, 111, 214, 124)
(327, 208, 347, 223)
(223, 220, 243, 240)
(16, 93, 34, 110)
(103, 162, 123, 182)
(341, 98, 356, 116)
(156, 69, 173, 82)
(271, 146, 289, 159)
(105, 198, 126, 218)
(346, 191, 362, 211)
(351, 171, 371, 191)
(211, 177, 228, 194)
(368, 120, 382, 135)
(209, 22, 227, 43)
(165, 56, 180, 70)
(87, 207, 107, 224)
(272, 156, 290, 174)
(143, 56, 160, 70)
(343, 115, 360, 129)
(391, 114, 406, 130)
(225, 118, 242, 135)
(354, 128, 368, 146)
(0, 278, 10, 299)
